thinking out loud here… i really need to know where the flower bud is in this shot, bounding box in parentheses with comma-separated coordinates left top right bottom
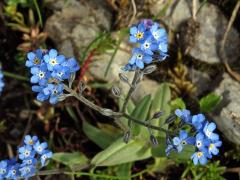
(123, 130, 131, 143)
(119, 73, 129, 83)
(111, 86, 121, 97)
(150, 134, 158, 146)
(143, 65, 157, 74)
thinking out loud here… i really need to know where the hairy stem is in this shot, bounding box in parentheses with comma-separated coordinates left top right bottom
(121, 70, 139, 113)
(123, 113, 169, 134)
(64, 84, 169, 134)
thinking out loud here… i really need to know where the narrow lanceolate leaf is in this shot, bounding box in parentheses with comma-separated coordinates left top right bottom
(199, 93, 222, 113)
(150, 83, 171, 137)
(82, 121, 120, 149)
(115, 163, 132, 180)
(52, 152, 88, 170)
(91, 138, 151, 166)
(131, 95, 152, 136)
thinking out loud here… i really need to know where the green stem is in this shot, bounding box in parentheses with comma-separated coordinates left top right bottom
(37, 168, 149, 179)
(2, 71, 28, 81)
(33, 0, 43, 27)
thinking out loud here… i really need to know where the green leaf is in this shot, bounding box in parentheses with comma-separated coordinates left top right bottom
(169, 145, 195, 162)
(91, 138, 151, 166)
(83, 121, 120, 149)
(151, 136, 167, 157)
(52, 152, 88, 170)
(170, 98, 186, 110)
(131, 95, 152, 136)
(199, 93, 222, 113)
(150, 83, 171, 136)
(115, 163, 132, 180)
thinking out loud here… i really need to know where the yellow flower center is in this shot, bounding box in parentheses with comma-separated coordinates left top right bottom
(28, 140, 34, 145)
(197, 152, 203, 158)
(135, 32, 144, 39)
(209, 143, 214, 150)
(33, 58, 40, 65)
(50, 58, 58, 66)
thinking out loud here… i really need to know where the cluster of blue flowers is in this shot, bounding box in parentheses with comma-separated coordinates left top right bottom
(123, 19, 168, 71)
(166, 109, 222, 165)
(0, 68, 4, 93)
(0, 135, 52, 179)
(26, 49, 80, 104)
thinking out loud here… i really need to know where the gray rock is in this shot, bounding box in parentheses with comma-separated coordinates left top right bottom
(149, 0, 240, 64)
(213, 73, 240, 145)
(45, 0, 112, 57)
(189, 68, 211, 96)
(45, 0, 160, 102)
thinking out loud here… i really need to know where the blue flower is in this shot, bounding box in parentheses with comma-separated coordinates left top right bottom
(43, 49, 66, 71)
(191, 150, 209, 165)
(62, 58, 80, 73)
(207, 140, 222, 156)
(175, 109, 192, 123)
(26, 49, 44, 68)
(173, 130, 195, 152)
(40, 151, 53, 167)
(195, 133, 209, 150)
(125, 20, 168, 71)
(0, 160, 8, 179)
(0, 69, 4, 93)
(18, 145, 35, 160)
(32, 85, 49, 102)
(0, 135, 53, 179)
(203, 122, 219, 141)
(24, 135, 38, 146)
(43, 84, 64, 104)
(26, 48, 80, 104)
(129, 48, 152, 69)
(150, 23, 167, 42)
(19, 165, 36, 178)
(51, 65, 71, 81)
(33, 141, 48, 155)
(191, 114, 206, 130)
(5, 164, 20, 180)
(140, 37, 157, 55)
(30, 64, 50, 85)
(129, 23, 147, 43)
